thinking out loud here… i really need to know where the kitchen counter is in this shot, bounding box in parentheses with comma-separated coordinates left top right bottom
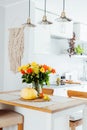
(49, 84, 81, 88)
(44, 82, 87, 98)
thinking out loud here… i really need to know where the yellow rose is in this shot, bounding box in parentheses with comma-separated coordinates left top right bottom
(21, 65, 27, 71)
(31, 62, 37, 67)
(40, 67, 45, 73)
(48, 67, 52, 71)
(33, 67, 39, 74)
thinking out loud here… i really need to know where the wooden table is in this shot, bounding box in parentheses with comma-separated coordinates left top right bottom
(0, 90, 86, 130)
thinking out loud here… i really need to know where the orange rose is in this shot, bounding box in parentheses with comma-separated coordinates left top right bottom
(43, 64, 49, 71)
(21, 70, 26, 74)
(51, 69, 56, 73)
(27, 68, 33, 74)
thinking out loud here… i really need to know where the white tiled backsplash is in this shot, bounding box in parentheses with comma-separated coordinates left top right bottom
(64, 71, 78, 81)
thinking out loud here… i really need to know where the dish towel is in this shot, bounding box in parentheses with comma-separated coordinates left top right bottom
(8, 27, 24, 73)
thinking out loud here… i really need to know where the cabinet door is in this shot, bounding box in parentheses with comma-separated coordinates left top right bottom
(54, 88, 67, 97)
(51, 21, 73, 39)
(54, 85, 87, 97)
(74, 22, 87, 42)
(67, 85, 87, 93)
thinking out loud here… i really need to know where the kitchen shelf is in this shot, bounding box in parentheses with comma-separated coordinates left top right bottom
(72, 54, 87, 59)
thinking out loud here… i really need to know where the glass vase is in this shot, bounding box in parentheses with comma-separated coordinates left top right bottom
(32, 81, 42, 95)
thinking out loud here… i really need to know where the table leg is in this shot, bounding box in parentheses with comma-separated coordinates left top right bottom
(82, 104, 87, 130)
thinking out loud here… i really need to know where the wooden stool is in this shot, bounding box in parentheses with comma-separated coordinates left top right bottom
(69, 119, 82, 130)
(67, 90, 87, 130)
(0, 109, 24, 130)
(42, 88, 54, 95)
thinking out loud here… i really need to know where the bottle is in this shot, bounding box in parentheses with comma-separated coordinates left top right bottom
(60, 76, 65, 85)
(56, 76, 61, 86)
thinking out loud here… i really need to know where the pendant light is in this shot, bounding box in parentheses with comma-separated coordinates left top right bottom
(23, 0, 36, 27)
(56, 0, 72, 22)
(39, 0, 52, 25)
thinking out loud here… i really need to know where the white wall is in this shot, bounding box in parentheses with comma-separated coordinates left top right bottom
(0, 0, 35, 90)
(0, 6, 5, 90)
(0, 0, 87, 91)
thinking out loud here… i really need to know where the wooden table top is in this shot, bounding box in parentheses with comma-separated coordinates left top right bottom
(0, 90, 86, 113)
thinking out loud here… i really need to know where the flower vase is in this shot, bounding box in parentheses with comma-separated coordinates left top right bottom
(32, 81, 42, 95)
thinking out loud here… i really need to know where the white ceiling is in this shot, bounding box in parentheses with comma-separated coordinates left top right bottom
(0, 0, 87, 23)
(34, 0, 87, 23)
(0, 0, 27, 7)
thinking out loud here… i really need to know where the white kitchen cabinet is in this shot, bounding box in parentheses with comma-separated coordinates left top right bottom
(74, 22, 87, 42)
(51, 21, 73, 39)
(53, 85, 87, 97)
(54, 87, 68, 97)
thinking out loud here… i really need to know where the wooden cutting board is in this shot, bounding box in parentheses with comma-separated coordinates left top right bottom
(20, 97, 51, 102)
(64, 80, 81, 84)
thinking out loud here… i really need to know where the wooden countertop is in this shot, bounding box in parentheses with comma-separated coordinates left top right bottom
(0, 90, 86, 113)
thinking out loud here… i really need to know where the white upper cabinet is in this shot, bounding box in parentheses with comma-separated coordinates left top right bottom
(73, 22, 87, 42)
(50, 21, 73, 39)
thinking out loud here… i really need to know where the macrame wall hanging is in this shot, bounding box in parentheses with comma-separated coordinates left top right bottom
(8, 27, 24, 73)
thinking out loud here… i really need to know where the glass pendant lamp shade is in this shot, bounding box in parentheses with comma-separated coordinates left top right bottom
(39, 0, 52, 25)
(56, 0, 72, 22)
(23, 0, 36, 27)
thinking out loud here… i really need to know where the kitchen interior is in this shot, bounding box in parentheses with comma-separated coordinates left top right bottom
(0, 0, 87, 130)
